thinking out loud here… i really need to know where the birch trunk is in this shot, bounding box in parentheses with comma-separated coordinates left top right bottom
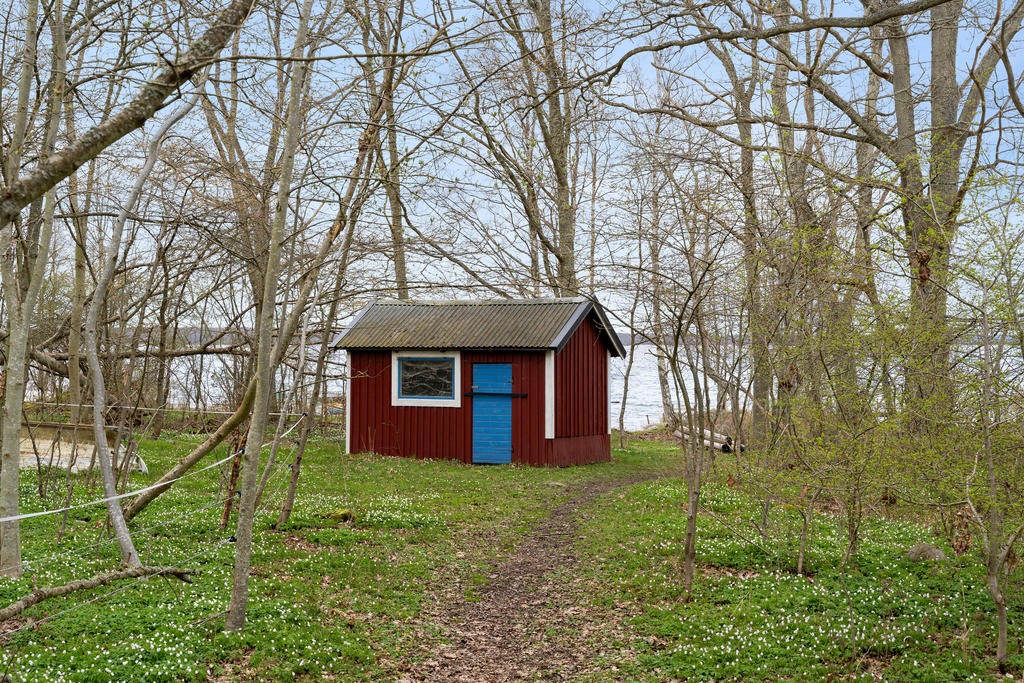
(0, 0, 257, 230)
(383, 32, 408, 299)
(83, 88, 202, 567)
(121, 68, 386, 522)
(277, 256, 352, 527)
(1, 0, 55, 578)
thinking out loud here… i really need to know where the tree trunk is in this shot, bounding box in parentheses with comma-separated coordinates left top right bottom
(151, 250, 173, 438)
(225, 0, 313, 631)
(732, 55, 769, 449)
(220, 427, 246, 530)
(384, 69, 408, 299)
(0, 0, 59, 576)
(83, 85, 200, 567)
(986, 571, 1008, 668)
(1, 328, 31, 576)
(121, 0, 434, 523)
(277, 263, 350, 527)
(647, 179, 680, 432)
(979, 301, 1011, 669)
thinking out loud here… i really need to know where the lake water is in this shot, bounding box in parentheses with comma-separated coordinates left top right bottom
(609, 345, 726, 432)
(609, 345, 668, 431)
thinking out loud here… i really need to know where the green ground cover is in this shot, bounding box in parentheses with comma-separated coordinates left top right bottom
(0, 434, 664, 681)
(567, 444, 1024, 681)
(0, 436, 1019, 681)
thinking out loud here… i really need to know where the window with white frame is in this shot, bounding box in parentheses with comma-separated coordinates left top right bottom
(391, 351, 461, 407)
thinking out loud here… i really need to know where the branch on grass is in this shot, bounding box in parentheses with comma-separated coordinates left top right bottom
(0, 566, 197, 623)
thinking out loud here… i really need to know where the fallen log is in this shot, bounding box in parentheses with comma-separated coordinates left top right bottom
(677, 425, 731, 444)
(673, 429, 746, 453)
(0, 566, 197, 623)
(674, 430, 721, 450)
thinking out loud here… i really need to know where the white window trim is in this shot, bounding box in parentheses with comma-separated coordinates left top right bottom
(544, 350, 555, 439)
(391, 350, 462, 408)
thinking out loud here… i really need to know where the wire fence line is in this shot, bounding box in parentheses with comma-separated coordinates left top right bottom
(0, 486, 241, 576)
(0, 427, 267, 575)
(0, 457, 292, 596)
(23, 400, 312, 419)
(1, 366, 316, 680)
(0, 415, 305, 525)
(0, 424, 301, 574)
(0, 453, 237, 525)
(0, 442, 299, 670)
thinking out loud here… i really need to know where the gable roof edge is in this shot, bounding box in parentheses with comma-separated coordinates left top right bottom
(332, 298, 378, 349)
(592, 301, 627, 357)
(334, 297, 625, 355)
(551, 299, 626, 358)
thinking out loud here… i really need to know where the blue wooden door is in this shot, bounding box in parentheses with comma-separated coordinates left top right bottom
(472, 364, 513, 464)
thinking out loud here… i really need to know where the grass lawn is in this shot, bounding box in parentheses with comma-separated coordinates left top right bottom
(0, 436, 1020, 681)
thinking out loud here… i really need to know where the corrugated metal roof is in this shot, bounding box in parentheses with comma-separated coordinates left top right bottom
(335, 298, 624, 356)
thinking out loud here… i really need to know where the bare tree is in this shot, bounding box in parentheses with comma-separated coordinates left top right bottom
(0, 0, 258, 577)
(225, 0, 316, 632)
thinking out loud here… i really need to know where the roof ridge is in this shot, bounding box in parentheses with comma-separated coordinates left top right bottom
(376, 297, 588, 305)
(335, 297, 623, 357)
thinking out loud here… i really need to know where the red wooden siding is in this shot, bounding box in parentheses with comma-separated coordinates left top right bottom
(349, 350, 457, 460)
(554, 317, 608, 438)
(348, 349, 548, 464)
(548, 434, 611, 466)
(347, 315, 611, 466)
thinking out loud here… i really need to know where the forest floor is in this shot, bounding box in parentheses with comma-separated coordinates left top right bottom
(406, 470, 669, 682)
(0, 433, 1021, 682)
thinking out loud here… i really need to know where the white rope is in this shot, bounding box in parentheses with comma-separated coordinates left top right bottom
(0, 450, 296, 648)
(0, 486, 243, 576)
(0, 437, 298, 575)
(0, 416, 305, 525)
(0, 454, 236, 524)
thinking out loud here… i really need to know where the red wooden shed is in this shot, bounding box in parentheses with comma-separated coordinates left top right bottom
(336, 298, 624, 466)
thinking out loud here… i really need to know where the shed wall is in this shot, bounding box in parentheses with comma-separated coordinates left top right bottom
(554, 317, 609, 438)
(348, 349, 548, 464)
(547, 434, 611, 466)
(346, 317, 611, 466)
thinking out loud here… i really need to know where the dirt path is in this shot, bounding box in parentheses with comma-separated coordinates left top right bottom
(404, 473, 667, 682)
